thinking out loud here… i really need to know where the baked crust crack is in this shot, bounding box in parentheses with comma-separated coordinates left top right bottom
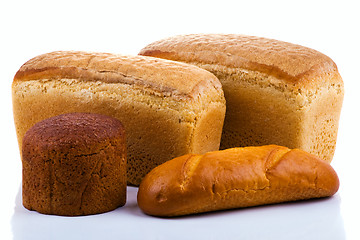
(179, 155, 202, 191)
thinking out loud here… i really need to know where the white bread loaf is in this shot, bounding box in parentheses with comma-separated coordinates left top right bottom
(12, 51, 226, 185)
(139, 34, 344, 162)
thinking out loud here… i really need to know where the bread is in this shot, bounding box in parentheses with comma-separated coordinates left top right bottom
(22, 113, 126, 216)
(12, 51, 226, 185)
(137, 145, 339, 217)
(139, 34, 344, 162)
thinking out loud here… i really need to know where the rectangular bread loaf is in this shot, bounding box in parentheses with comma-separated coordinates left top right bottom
(139, 34, 344, 162)
(12, 51, 226, 185)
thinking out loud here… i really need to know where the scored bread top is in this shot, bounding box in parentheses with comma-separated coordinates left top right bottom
(139, 34, 342, 87)
(14, 51, 222, 99)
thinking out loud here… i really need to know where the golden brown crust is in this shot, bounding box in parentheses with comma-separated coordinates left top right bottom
(139, 34, 341, 88)
(14, 51, 222, 99)
(22, 113, 127, 216)
(137, 145, 339, 217)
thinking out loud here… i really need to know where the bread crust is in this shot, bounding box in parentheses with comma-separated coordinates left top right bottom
(137, 145, 339, 217)
(14, 51, 222, 99)
(139, 34, 341, 89)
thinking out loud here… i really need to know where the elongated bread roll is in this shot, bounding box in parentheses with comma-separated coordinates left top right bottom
(12, 51, 226, 186)
(137, 145, 339, 217)
(139, 34, 344, 162)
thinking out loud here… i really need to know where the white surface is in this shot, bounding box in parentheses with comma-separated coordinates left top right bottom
(1, 0, 359, 239)
(12, 187, 345, 240)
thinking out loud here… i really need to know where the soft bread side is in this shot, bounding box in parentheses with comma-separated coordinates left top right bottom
(137, 145, 339, 217)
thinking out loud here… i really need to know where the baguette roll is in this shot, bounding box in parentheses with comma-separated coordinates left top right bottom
(137, 145, 339, 217)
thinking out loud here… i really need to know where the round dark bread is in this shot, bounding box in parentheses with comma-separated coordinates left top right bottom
(22, 112, 126, 216)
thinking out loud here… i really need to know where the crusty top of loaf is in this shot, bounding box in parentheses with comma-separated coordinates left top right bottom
(139, 34, 342, 86)
(23, 112, 125, 154)
(14, 51, 222, 99)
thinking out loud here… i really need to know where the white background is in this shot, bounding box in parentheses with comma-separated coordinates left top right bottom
(1, 0, 359, 239)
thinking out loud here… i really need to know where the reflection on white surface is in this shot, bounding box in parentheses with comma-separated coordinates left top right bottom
(12, 186, 346, 240)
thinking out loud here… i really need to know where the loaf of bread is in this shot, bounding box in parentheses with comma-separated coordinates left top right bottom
(12, 51, 226, 185)
(22, 113, 126, 216)
(137, 145, 339, 217)
(139, 34, 344, 162)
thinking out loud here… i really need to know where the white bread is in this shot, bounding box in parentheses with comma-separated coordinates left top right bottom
(12, 51, 226, 186)
(137, 145, 339, 217)
(139, 34, 344, 162)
